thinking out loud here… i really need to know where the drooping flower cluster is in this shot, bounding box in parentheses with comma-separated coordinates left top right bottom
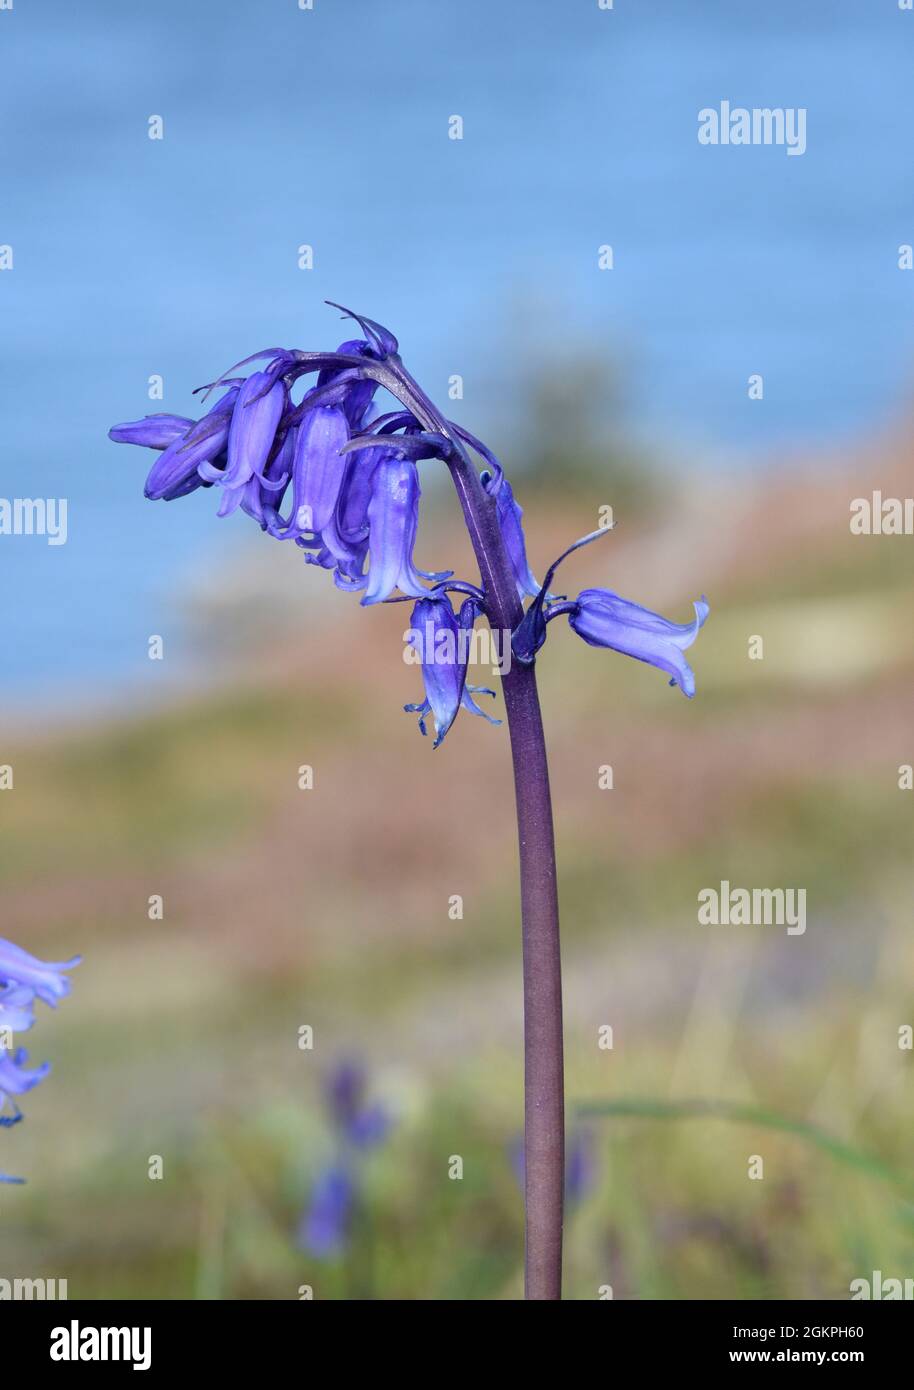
(297, 1059, 392, 1258)
(0, 937, 80, 1183)
(110, 304, 709, 740)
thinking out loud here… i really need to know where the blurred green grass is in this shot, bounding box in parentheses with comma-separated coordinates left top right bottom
(2, 452, 913, 1300)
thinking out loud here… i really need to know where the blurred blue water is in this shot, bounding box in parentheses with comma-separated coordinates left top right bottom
(1, 0, 912, 705)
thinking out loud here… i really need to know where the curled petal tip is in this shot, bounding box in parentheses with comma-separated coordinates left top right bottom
(324, 301, 398, 357)
(569, 588, 709, 698)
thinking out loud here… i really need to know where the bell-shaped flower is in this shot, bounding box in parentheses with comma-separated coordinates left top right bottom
(0, 1048, 50, 1121)
(108, 414, 195, 449)
(404, 594, 500, 747)
(274, 405, 349, 539)
(0, 939, 78, 1181)
(569, 589, 710, 698)
(0, 936, 80, 1009)
(0, 983, 37, 1035)
(316, 448, 377, 587)
(486, 473, 540, 600)
(362, 453, 449, 605)
(142, 386, 240, 501)
(219, 370, 286, 500)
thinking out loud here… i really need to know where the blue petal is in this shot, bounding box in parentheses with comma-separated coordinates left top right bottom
(108, 414, 194, 449)
(223, 372, 285, 490)
(487, 475, 540, 600)
(569, 589, 709, 698)
(298, 1164, 354, 1258)
(362, 456, 430, 604)
(0, 938, 80, 1007)
(144, 387, 239, 501)
(288, 406, 349, 535)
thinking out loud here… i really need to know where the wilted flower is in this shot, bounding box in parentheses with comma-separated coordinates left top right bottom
(0, 937, 79, 1182)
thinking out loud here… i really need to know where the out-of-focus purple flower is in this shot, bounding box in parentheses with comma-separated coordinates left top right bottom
(565, 1129, 596, 1204)
(569, 590, 710, 698)
(324, 1060, 391, 1150)
(298, 1163, 354, 1258)
(404, 594, 500, 748)
(297, 1060, 393, 1260)
(485, 472, 540, 600)
(510, 1128, 596, 1207)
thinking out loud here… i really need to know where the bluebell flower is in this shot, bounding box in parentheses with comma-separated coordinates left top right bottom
(0, 937, 79, 1009)
(485, 472, 540, 600)
(0, 937, 79, 1181)
(265, 407, 347, 540)
(110, 303, 708, 737)
(216, 370, 287, 508)
(0, 984, 37, 1035)
(509, 521, 710, 697)
(324, 1060, 391, 1150)
(569, 589, 710, 698)
(297, 1060, 392, 1260)
(142, 386, 240, 501)
(362, 453, 450, 605)
(404, 594, 500, 747)
(108, 414, 195, 449)
(298, 1163, 354, 1258)
(0, 1049, 50, 1119)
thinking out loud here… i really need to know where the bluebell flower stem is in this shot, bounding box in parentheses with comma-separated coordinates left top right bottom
(499, 660, 565, 1300)
(384, 358, 565, 1299)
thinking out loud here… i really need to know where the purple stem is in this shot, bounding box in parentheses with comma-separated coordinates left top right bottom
(380, 356, 565, 1300)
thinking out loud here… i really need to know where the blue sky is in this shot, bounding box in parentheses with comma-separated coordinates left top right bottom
(1, 0, 913, 703)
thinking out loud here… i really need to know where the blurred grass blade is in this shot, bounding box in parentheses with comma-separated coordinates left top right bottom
(576, 1097, 911, 1192)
